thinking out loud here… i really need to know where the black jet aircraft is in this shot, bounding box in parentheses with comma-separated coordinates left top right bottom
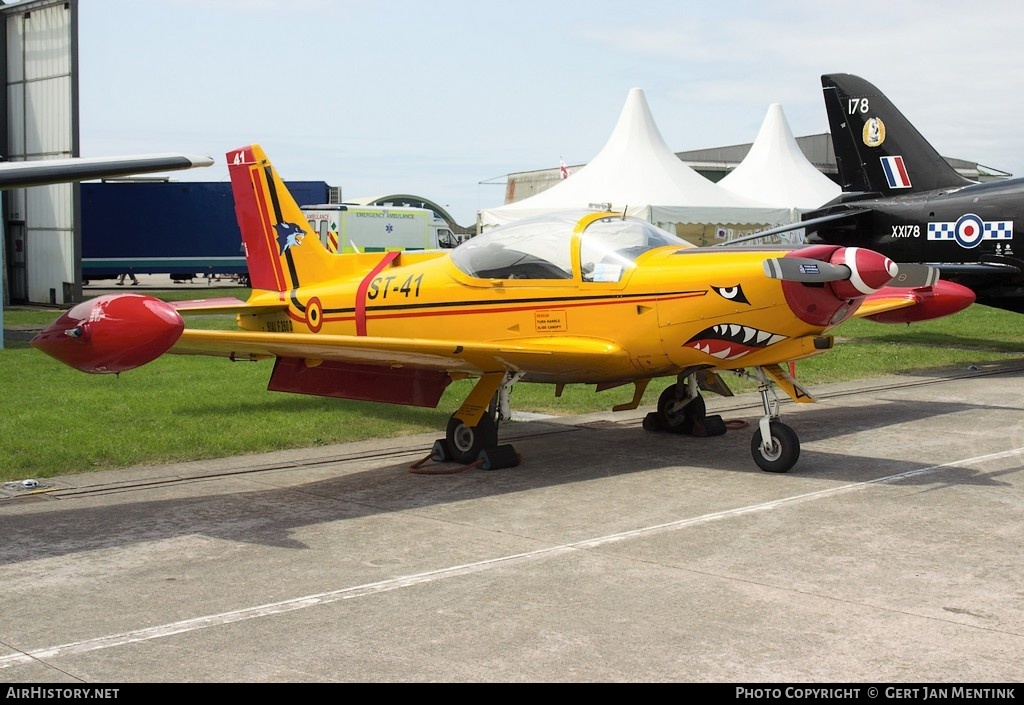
(741, 73, 1024, 313)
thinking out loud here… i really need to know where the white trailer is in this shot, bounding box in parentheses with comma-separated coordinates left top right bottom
(300, 204, 458, 253)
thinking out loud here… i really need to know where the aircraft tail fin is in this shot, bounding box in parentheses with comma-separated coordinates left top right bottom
(227, 144, 334, 292)
(822, 74, 973, 195)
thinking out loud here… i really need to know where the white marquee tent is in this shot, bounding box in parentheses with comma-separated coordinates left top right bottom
(478, 88, 792, 232)
(717, 103, 841, 211)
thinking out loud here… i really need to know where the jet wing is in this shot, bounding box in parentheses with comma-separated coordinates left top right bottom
(171, 329, 630, 376)
(718, 209, 870, 246)
(937, 261, 1022, 276)
(0, 153, 214, 189)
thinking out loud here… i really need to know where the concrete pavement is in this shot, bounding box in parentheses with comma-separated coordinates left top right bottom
(1, 360, 1022, 682)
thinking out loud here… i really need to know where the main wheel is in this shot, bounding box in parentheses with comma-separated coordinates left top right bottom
(750, 420, 800, 473)
(657, 385, 705, 432)
(445, 413, 498, 464)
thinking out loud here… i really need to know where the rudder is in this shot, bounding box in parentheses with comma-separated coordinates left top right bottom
(227, 144, 334, 292)
(822, 74, 972, 195)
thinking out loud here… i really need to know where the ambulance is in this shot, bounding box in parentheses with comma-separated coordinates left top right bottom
(300, 204, 458, 253)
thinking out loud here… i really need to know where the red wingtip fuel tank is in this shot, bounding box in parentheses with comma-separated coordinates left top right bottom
(864, 280, 977, 324)
(31, 294, 184, 374)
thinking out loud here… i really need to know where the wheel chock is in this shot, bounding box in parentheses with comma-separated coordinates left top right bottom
(478, 444, 521, 471)
(642, 412, 667, 431)
(430, 439, 451, 462)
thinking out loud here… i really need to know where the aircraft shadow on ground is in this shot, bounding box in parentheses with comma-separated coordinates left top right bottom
(0, 397, 1018, 563)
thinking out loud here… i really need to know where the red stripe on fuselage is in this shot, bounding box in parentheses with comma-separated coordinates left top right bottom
(354, 251, 401, 335)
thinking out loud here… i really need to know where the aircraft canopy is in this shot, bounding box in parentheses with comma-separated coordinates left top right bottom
(453, 210, 690, 282)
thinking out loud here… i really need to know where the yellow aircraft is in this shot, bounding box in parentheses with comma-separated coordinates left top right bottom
(33, 145, 976, 473)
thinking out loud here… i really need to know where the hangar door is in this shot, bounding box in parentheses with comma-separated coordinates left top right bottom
(2, 0, 79, 305)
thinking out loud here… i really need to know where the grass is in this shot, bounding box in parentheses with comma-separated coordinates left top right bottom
(2, 300, 1021, 481)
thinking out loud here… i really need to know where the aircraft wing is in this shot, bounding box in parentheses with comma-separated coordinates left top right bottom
(171, 298, 288, 316)
(850, 265, 974, 323)
(171, 329, 630, 376)
(718, 208, 870, 246)
(0, 153, 214, 189)
(851, 293, 921, 319)
(937, 261, 1023, 276)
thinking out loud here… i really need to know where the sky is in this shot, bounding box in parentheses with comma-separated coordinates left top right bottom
(74, 0, 1024, 227)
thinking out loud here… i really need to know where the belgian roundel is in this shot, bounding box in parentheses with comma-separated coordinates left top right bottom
(305, 297, 324, 333)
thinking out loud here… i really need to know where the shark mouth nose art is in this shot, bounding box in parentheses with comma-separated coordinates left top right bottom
(684, 324, 787, 360)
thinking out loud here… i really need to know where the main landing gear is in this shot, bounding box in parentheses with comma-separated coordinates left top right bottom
(644, 372, 727, 437)
(430, 367, 802, 474)
(645, 368, 801, 473)
(445, 412, 497, 464)
(430, 372, 523, 471)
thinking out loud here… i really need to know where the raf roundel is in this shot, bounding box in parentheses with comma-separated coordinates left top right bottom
(953, 213, 985, 249)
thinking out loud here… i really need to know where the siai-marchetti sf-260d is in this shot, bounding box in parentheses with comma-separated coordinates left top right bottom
(33, 144, 975, 474)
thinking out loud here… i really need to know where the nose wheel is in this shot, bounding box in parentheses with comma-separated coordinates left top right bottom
(751, 419, 800, 473)
(750, 368, 800, 473)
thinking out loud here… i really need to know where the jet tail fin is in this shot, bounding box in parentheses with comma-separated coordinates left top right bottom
(822, 74, 973, 195)
(227, 144, 334, 293)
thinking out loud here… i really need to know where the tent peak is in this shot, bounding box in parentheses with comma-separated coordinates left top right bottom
(479, 88, 788, 229)
(717, 103, 841, 209)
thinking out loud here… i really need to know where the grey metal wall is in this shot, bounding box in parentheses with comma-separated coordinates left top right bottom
(2, 0, 78, 306)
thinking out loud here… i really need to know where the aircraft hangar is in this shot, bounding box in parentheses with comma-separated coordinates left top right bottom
(1, 0, 79, 308)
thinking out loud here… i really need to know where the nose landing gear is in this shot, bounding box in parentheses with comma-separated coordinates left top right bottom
(750, 368, 800, 473)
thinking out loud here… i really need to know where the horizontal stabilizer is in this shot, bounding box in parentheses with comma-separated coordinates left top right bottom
(171, 298, 288, 316)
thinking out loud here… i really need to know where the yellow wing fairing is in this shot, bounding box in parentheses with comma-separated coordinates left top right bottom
(851, 293, 918, 319)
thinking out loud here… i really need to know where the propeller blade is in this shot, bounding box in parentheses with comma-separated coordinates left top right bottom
(888, 263, 939, 288)
(763, 257, 851, 283)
